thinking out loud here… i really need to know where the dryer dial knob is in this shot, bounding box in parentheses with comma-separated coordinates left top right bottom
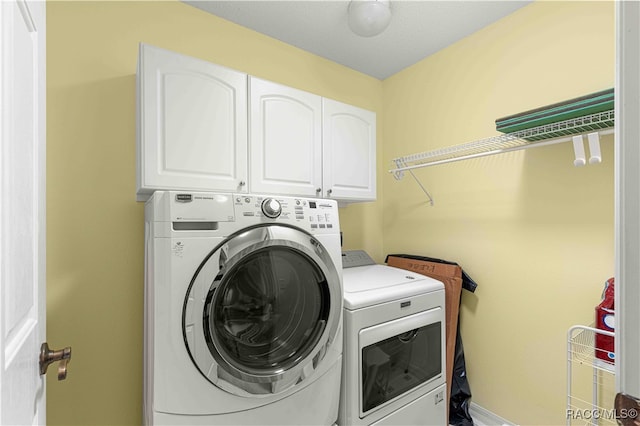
(261, 198, 282, 219)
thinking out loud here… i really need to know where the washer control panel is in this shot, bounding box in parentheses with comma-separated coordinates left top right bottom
(233, 194, 339, 232)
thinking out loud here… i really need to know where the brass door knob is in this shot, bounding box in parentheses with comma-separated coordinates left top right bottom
(39, 342, 71, 380)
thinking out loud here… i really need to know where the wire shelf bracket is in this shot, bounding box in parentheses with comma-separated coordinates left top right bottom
(393, 158, 434, 206)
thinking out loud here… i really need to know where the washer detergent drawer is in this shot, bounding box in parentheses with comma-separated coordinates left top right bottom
(359, 307, 444, 417)
(370, 383, 447, 426)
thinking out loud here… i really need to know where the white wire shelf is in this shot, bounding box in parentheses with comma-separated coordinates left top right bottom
(568, 325, 615, 373)
(567, 325, 616, 426)
(390, 109, 615, 179)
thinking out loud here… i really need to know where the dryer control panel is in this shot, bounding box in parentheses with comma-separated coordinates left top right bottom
(342, 250, 376, 269)
(232, 194, 339, 233)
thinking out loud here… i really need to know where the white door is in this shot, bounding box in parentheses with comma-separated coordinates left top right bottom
(615, 0, 640, 412)
(136, 44, 248, 201)
(0, 0, 47, 424)
(249, 77, 322, 197)
(322, 99, 376, 201)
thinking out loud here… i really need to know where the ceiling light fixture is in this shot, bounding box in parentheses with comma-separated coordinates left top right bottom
(347, 0, 392, 38)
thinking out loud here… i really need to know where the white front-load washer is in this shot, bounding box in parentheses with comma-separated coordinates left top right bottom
(144, 191, 343, 425)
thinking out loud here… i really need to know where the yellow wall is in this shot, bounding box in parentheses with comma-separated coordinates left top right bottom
(383, 1, 614, 424)
(46, 1, 382, 424)
(48, 1, 615, 425)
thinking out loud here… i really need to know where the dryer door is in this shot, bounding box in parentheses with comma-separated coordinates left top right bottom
(183, 224, 341, 396)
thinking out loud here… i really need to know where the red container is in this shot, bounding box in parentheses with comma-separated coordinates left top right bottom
(595, 277, 615, 363)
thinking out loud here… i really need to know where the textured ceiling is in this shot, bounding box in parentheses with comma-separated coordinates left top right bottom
(184, 0, 532, 80)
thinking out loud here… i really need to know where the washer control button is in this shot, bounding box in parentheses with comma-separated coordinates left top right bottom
(261, 198, 282, 219)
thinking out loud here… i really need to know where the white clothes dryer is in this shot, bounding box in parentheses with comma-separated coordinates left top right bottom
(144, 191, 343, 425)
(338, 251, 447, 426)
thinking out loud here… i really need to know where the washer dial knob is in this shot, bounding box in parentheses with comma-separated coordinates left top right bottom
(261, 198, 282, 219)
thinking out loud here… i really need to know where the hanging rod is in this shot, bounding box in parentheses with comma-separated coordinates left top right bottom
(390, 109, 614, 179)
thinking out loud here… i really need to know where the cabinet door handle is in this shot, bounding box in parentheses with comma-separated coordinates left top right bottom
(316, 188, 321, 194)
(327, 189, 333, 196)
(239, 181, 246, 187)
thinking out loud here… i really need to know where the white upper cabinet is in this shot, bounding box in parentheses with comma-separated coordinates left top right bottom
(249, 77, 323, 197)
(136, 45, 376, 203)
(322, 99, 376, 201)
(136, 44, 248, 201)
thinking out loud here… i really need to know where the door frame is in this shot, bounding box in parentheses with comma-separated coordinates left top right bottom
(615, 0, 640, 399)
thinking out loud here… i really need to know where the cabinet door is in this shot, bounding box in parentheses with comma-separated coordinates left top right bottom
(322, 99, 376, 201)
(249, 77, 322, 197)
(137, 44, 247, 201)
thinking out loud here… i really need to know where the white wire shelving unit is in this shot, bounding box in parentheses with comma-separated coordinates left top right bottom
(567, 325, 616, 426)
(389, 109, 615, 205)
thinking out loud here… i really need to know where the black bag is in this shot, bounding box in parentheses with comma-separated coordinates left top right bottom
(449, 321, 474, 426)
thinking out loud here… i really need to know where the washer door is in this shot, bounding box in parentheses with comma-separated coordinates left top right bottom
(183, 224, 341, 396)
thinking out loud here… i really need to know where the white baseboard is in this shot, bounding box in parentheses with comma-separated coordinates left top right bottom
(469, 402, 517, 426)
